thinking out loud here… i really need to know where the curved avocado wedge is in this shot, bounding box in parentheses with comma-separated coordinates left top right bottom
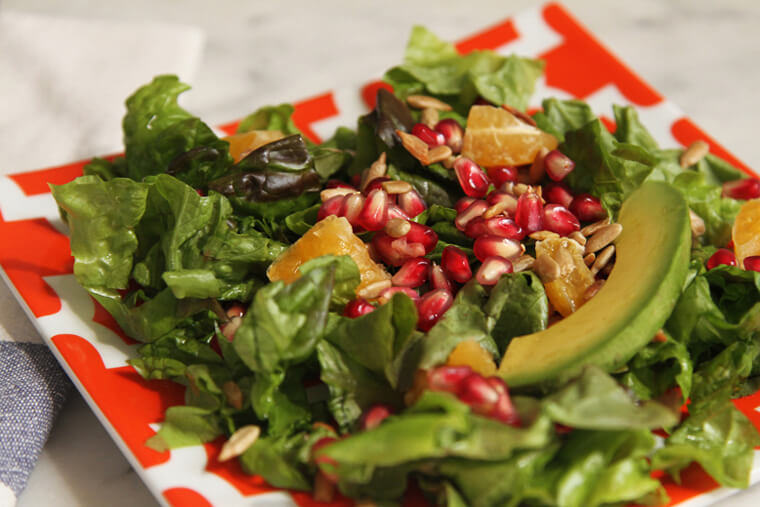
(498, 182, 691, 389)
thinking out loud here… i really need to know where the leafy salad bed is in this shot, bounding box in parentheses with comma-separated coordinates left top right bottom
(50, 26, 760, 507)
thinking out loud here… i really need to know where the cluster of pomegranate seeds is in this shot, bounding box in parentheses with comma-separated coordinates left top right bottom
(722, 178, 760, 200)
(426, 365, 520, 425)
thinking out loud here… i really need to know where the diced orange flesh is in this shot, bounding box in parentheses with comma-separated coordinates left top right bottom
(446, 339, 497, 376)
(732, 199, 760, 266)
(536, 237, 595, 318)
(267, 215, 390, 294)
(224, 130, 285, 162)
(462, 105, 558, 167)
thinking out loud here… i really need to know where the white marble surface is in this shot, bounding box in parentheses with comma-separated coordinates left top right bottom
(1, 0, 760, 505)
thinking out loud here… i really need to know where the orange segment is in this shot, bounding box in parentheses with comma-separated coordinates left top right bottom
(536, 237, 595, 318)
(224, 130, 285, 162)
(732, 198, 760, 266)
(462, 105, 558, 167)
(446, 340, 497, 376)
(267, 215, 390, 294)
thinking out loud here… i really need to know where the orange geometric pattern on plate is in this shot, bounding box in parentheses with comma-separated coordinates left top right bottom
(163, 488, 214, 507)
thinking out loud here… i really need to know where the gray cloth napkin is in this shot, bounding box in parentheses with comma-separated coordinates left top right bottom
(0, 10, 204, 506)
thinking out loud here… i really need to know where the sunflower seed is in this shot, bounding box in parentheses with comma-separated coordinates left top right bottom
(396, 130, 429, 164)
(568, 230, 587, 246)
(679, 140, 709, 168)
(512, 255, 535, 273)
(529, 230, 560, 241)
(689, 209, 706, 238)
(320, 187, 357, 201)
(360, 152, 388, 190)
(591, 245, 615, 275)
(218, 425, 261, 462)
(420, 107, 439, 128)
(580, 217, 611, 237)
(407, 94, 453, 111)
(382, 180, 413, 194)
(357, 279, 392, 299)
(585, 223, 623, 254)
(583, 253, 596, 266)
(426, 145, 453, 165)
(385, 218, 411, 238)
(583, 279, 605, 301)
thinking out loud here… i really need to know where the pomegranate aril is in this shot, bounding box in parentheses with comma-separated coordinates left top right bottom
(392, 257, 431, 288)
(434, 118, 464, 153)
(416, 288, 454, 331)
(454, 157, 491, 198)
(744, 256, 760, 272)
(722, 178, 760, 200)
(387, 204, 411, 221)
(317, 195, 344, 221)
(544, 150, 575, 181)
(325, 179, 355, 190)
(363, 176, 392, 196)
(569, 193, 606, 223)
(378, 286, 420, 304)
(514, 192, 544, 233)
(412, 122, 445, 147)
(464, 217, 489, 238)
(343, 299, 375, 318)
(487, 166, 518, 186)
(455, 200, 488, 231)
(483, 216, 524, 240)
(473, 236, 523, 262)
(225, 304, 246, 319)
(429, 263, 453, 292)
(706, 248, 737, 270)
(457, 373, 500, 415)
(543, 204, 581, 236)
(427, 365, 472, 393)
(441, 246, 472, 283)
(340, 193, 365, 226)
(490, 392, 521, 426)
(397, 188, 427, 218)
(371, 233, 408, 266)
(356, 189, 389, 231)
(486, 191, 518, 215)
(361, 405, 393, 430)
(455, 197, 477, 215)
(475, 256, 513, 285)
(544, 182, 574, 208)
(405, 222, 439, 253)
(221, 316, 242, 341)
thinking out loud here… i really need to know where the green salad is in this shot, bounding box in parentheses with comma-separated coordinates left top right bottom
(51, 26, 760, 506)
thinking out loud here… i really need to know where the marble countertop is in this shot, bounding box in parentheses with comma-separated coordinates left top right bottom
(2, 0, 759, 505)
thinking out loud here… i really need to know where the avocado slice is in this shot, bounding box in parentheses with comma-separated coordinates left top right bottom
(498, 181, 691, 389)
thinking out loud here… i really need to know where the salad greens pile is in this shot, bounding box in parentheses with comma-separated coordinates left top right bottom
(50, 26, 760, 506)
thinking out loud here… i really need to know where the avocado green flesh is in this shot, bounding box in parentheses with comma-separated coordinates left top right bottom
(498, 182, 691, 389)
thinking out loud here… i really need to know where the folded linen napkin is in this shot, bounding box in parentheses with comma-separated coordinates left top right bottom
(0, 10, 204, 506)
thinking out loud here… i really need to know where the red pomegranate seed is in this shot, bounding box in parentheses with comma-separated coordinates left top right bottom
(340, 193, 365, 226)
(484, 378, 520, 426)
(544, 182, 574, 208)
(350, 173, 362, 188)
(473, 236, 523, 262)
(372, 233, 409, 266)
(483, 216, 524, 240)
(455, 200, 488, 231)
(454, 157, 491, 198)
(429, 263, 453, 292)
(363, 176, 392, 196)
(706, 248, 737, 270)
(722, 178, 760, 200)
(427, 365, 472, 393)
(441, 246, 472, 283)
(397, 188, 427, 218)
(514, 192, 544, 233)
(378, 286, 420, 304)
(392, 257, 431, 288)
(543, 204, 581, 236)
(221, 316, 243, 341)
(361, 405, 393, 430)
(416, 289, 454, 331)
(412, 122, 445, 147)
(464, 217, 489, 238)
(486, 166, 518, 186)
(455, 197, 477, 215)
(317, 195, 344, 221)
(311, 436, 338, 470)
(434, 118, 464, 153)
(357, 189, 389, 231)
(486, 191, 518, 215)
(225, 304, 246, 318)
(543, 150, 575, 181)
(387, 203, 411, 221)
(405, 222, 439, 253)
(744, 256, 760, 272)
(457, 374, 500, 414)
(343, 299, 375, 318)
(569, 193, 606, 223)
(475, 256, 513, 285)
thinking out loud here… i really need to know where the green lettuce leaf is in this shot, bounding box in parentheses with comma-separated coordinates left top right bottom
(485, 272, 548, 353)
(236, 103, 301, 135)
